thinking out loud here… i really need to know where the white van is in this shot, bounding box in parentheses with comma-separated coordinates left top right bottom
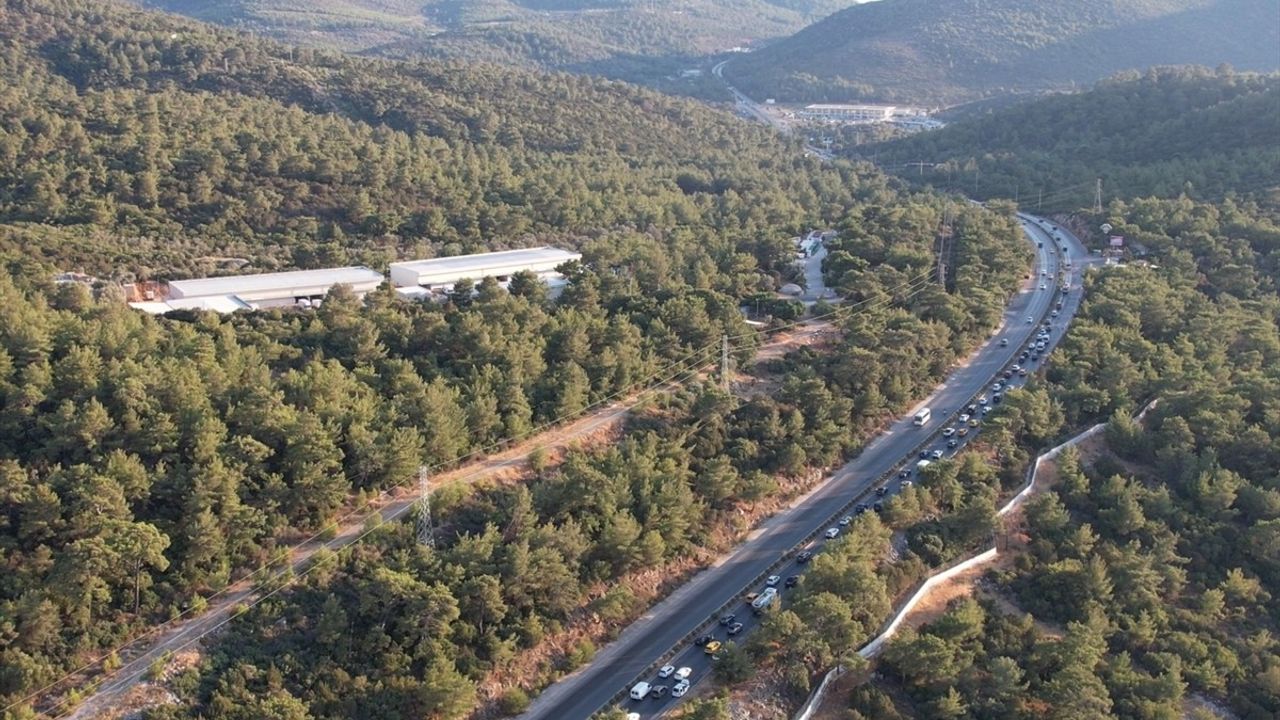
(913, 407, 931, 426)
(630, 681, 651, 700)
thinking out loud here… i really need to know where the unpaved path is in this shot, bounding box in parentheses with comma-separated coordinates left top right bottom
(49, 324, 833, 720)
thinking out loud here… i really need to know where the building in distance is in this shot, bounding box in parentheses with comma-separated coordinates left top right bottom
(389, 247, 581, 300)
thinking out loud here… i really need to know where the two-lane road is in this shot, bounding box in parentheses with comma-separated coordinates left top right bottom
(521, 216, 1091, 720)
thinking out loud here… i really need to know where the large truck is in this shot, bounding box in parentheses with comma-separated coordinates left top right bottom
(752, 587, 779, 614)
(912, 407, 931, 426)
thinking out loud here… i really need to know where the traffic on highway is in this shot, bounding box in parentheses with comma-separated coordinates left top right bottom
(520, 214, 1091, 720)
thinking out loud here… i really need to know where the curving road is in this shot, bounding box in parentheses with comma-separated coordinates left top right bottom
(520, 214, 1091, 720)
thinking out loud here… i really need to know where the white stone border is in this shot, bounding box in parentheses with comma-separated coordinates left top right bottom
(793, 400, 1159, 720)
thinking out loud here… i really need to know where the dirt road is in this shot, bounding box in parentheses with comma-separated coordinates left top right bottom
(51, 323, 830, 720)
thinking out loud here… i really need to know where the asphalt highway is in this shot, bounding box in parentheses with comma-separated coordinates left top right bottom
(520, 215, 1091, 720)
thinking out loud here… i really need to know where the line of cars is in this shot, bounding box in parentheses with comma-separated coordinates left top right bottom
(620, 221, 1075, 720)
(628, 576, 797, 705)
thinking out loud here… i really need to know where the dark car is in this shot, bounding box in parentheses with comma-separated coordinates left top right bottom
(651, 685, 669, 699)
(797, 551, 814, 563)
(948, 439, 958, 448)
(966, 404, 978, 414)
(785, 575, 800, 588)
(898, 469, 910, 478)
(875, 486, 888, 497)
(873, 501, 884, 513)
(854, 505, 866, 515)
(918, 450, 929, 459)
(694, 633, 714, 646)
(855, 502, 867, 511)
(993, 393, 1002, 404)
(727, 622, 744, 636)
(718, 613, 736, 626)
(1003, 370, 1013, 379)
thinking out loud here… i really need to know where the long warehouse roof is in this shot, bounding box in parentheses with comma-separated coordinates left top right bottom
(167, 266, 384, 298)
(390, 247, 579, 277)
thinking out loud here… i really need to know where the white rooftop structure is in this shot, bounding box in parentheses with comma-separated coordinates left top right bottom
(389, 247, 581, 290)
(800, 104, 897, 122)
(129, 295, 254, 315)
(167, 266, 384, 304)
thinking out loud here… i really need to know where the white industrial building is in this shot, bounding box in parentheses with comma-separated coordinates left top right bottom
(799, 104, 898, 122)
(125, 247, 584, 315)
(389, 247, 581, 300)
(129, 266, 384, 314)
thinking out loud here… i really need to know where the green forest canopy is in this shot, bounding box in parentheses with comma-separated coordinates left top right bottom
(865, 193, 1280, 720)
(866, 67, 1280, 210)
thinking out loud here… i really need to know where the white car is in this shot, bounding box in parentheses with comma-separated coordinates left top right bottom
(672, 679, 691, 698)
(674, 667, 693, 681)
(765, 575, 781, 587)
(1026, 316, 1034, 323)
(658, 664, 676, 678)
(824, 527, 840, 539)
(959, 413, 970, 423)
(628, 713, 641, 720)
(1039, 283, 1047, 290)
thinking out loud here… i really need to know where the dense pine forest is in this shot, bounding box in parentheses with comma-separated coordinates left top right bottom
(0, 1, 1036, 717)
(849, 194, 1280, 720)
(865, 67, 1280, 210)
(0, 0, 877, 280)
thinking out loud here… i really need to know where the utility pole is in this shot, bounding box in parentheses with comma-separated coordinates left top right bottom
(905, 160, 933, 177)
(415, 465, 435, 549)
(1093, 177, 1103, 214)
(721, 334, 731, 393)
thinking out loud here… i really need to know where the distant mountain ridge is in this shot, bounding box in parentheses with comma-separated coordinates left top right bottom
(724, 0, 1280, 104)
(139, 0, 875, 83)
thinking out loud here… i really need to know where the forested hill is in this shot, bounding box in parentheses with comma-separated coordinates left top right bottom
(724, 0, 1280, 105)
(137, 0, 868, 84)
(0, 3, 1044, 717)
(864, 67, 1280, 210)
(0, 0, 882, 280)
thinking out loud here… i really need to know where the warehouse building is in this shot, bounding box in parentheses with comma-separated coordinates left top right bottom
(799, 104, 898, 122)
(130, 266, 385, 314)
(389, 247, 581, 300)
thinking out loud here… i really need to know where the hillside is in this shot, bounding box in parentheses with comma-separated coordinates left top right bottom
(0, 2, 1041, 718)
(863, 67, 1280, 209)
(0, 0, 877, 280)
(139, 0, 871, 83)
(724, 0, 1280, 105)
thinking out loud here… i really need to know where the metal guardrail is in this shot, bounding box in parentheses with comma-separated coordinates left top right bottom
(596, 221, 1070, 718)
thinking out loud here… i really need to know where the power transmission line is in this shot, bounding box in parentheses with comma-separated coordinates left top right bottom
(415, 466, 434, 549)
